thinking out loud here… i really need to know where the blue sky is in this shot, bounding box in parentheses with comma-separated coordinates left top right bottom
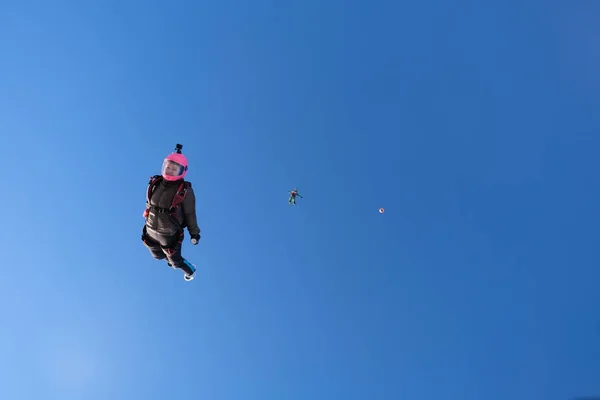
(1, 1, 599, 399)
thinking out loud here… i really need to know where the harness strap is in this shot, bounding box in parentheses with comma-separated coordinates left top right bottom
(170, 183, 188, 211)
(144, 175, 190, 218)
(146, 175, 161, 204)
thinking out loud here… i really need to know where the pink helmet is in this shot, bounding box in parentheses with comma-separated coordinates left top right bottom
(161, 145, 188, 181)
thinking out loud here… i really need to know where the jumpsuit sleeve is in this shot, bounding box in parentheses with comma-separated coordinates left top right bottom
(182, 185, 201, 237)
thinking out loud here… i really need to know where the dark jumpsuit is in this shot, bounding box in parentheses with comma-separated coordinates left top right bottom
(142, 177, 200, 275)
(288, 190, 302, 205)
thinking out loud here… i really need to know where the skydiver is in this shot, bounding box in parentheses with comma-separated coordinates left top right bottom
(141, 144, 201, 281)
(288, 188, 303, 206)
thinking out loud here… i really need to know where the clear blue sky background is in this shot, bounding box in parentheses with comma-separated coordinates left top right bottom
(1, 1, 599, 399)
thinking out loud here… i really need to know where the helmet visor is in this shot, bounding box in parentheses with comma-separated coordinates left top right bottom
(162, 159, 184, 177)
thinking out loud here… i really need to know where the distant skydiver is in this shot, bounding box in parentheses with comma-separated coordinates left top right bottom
(288, 188, 303, 206)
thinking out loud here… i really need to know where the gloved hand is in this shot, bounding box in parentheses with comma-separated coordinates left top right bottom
(191, 234, 200, 245)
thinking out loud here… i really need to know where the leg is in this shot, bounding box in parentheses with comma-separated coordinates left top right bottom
(163, 241, 196, 277)
(142, 226, 167, 260)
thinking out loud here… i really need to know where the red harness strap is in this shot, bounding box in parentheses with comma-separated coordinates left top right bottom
(143, 175, 190, 218)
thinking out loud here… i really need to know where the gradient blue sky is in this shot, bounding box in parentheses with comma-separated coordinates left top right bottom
(1, 1, 599, 399)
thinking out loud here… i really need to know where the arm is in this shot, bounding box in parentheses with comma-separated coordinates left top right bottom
(182, 185, 201, 238)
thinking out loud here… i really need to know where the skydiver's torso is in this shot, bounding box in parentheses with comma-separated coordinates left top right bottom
(145, 178, 186, 237)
